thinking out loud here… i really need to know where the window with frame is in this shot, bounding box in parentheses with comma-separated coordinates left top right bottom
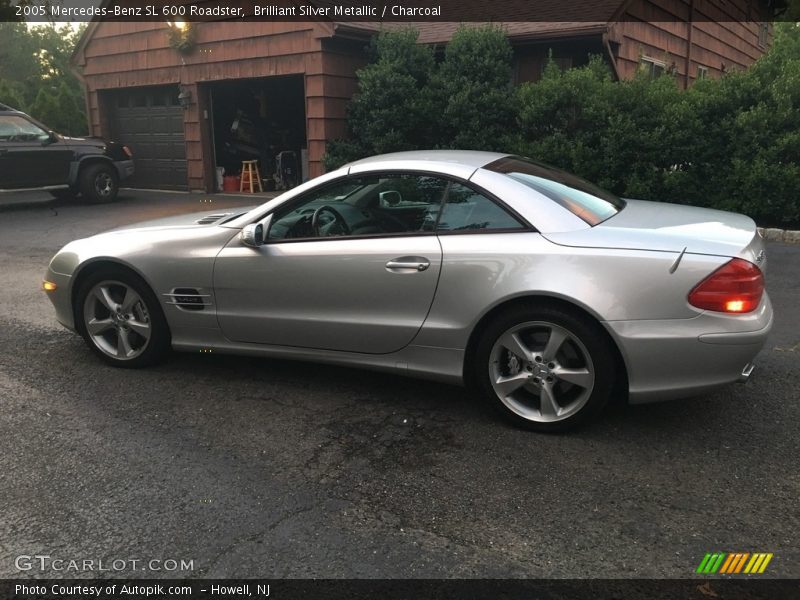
(267, 174, 450, 241)
(0, 115, 49, 142)
(437, 182, 524, 232)
(640, 56, 666, 78)
(758, 22, 769, 49)
(696, 65, 709, 80)
(486, 156, 625, 226)
(540, 56, 573, 75)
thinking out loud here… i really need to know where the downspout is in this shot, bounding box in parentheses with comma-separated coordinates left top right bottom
(684, 0, 695, 89)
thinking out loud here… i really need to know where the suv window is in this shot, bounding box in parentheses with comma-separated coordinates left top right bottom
(268, 174, 449, 241)
(485, 156, 625, 226)
(437, 182, 524, 232)
(0, 115, 49, 142)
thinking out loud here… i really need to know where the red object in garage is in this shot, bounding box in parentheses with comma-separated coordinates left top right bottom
(223, 175, 240, 192)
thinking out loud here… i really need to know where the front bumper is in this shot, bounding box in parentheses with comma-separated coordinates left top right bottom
(114, 159, 135, 181)
(43, 268, 75, 331)
(605, 294, 773, 404)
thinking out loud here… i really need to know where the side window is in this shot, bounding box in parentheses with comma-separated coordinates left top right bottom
(0, 115, 48, 142)
(437, 182, 524, 232)
(267, 174, 449, 241)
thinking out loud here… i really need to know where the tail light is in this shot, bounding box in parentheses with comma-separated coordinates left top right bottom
(688, 258, 764, 313)
(123, 145, 133, 158)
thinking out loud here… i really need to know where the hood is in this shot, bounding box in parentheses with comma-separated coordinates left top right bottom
(104, 208, 256, 233)
(61, 135, 106, 149)
(542, 199, 760, 259)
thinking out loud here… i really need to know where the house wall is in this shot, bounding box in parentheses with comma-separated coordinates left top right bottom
(75, 21, 361, 190)
(611, 0, 771, 87)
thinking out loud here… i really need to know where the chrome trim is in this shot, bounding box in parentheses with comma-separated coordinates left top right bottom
(162, 291, 213, 308)
(196, 213, 231, 224)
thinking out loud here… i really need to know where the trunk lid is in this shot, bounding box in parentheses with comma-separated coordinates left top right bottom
(543, 199, 766, 268)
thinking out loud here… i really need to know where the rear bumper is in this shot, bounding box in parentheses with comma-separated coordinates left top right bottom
(605, 293, 773, 404)
(114, 159, 135, 181)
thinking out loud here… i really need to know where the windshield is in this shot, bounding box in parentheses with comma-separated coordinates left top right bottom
(485, 156, 625, 225)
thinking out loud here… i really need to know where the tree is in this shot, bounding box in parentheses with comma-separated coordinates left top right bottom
(324, 28, 437, 169)
(0, 22, 87, 134)
(435, 25, 516, 151)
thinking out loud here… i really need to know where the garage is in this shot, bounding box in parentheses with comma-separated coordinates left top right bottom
(208, 75, 307, 191)
(109, 86, 188, 190)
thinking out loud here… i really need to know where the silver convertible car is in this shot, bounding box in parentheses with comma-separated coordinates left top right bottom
(44, 151, 772, 431)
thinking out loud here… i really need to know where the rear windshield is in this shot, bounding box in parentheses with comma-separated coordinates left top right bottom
(485, 156, 625, 225)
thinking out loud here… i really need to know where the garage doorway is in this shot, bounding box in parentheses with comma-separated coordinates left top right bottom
(208, 75, 306, 192)
(108, 85, 188, 190)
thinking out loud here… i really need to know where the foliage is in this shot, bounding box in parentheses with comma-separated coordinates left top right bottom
(517, 23, 800, 225)
(434, 25, 516, 151)
(324, 25, 513, 169)
(324, 28, 437, 171)
(166, 22, 198, 54)
(0, 22, 87, 135)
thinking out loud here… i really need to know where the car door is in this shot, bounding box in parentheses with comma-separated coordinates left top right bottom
(213, 173, 448, 354)
(0, 114, 71, 188)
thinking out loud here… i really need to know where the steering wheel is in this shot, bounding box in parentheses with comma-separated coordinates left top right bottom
(311, 205, 351, 237)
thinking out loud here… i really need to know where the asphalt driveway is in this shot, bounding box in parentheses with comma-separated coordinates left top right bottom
(0, 189, 797, 578)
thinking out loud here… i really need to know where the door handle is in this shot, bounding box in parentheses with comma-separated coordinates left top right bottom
(386, 258, 430, 272)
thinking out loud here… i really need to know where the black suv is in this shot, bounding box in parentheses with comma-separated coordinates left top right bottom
(0, 103, 134, 202)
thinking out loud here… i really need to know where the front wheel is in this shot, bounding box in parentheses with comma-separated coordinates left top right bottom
(80, 163, 119, 203)
(77, 269, 170, 368)
(474, 305, 616, 432)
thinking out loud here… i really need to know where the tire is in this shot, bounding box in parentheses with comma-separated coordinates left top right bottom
(49, 188, 78, 200)
(79, 162, 119, 203)
(76, 268, 170, 368)
(473, 304, 616, 432)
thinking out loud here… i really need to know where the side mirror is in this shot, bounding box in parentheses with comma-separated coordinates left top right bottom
(240, 214, 272, 248)
(41, 131, 57, 146)
(240, 223, 264, 247)
(380, 190, 402, 206)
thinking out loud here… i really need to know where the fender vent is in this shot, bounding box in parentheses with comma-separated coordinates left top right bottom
(196, 213, 231, 225)
(163, 288, 211, 311)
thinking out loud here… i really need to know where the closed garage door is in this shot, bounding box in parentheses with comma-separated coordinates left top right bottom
(110, 86, 187, 190)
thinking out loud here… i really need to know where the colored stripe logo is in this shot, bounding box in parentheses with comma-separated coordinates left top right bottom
(696, 552, 773, 574)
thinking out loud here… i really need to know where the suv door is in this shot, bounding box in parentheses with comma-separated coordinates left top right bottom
(0, 114, 71, 188)
(213, 173, 448, 354)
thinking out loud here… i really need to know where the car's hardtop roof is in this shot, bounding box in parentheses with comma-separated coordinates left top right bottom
(345, 150, 510, 170)
(0, 102, 23, 113)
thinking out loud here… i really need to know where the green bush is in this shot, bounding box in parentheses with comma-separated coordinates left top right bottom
(434, 25, 516, 151)
(517, 26, 800, 225)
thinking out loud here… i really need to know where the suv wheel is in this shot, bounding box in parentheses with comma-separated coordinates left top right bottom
(80, 163, 119, 203)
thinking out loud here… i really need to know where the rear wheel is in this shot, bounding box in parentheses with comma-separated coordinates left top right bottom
(80, 163, 119, 203)
(474, 304, 616, 432)
(76, 269, 170, 368)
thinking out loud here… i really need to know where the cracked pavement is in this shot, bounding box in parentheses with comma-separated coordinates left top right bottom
(0, 190, 798, 578)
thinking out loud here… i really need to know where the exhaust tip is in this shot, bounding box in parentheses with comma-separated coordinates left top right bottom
(738, 363, 756, 383)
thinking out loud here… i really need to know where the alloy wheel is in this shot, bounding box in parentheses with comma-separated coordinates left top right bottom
(489, 321, 595, 423)
(82, 280, 152, 360)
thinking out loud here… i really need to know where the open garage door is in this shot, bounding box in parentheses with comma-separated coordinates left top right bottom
(110, 86, 187, 190)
